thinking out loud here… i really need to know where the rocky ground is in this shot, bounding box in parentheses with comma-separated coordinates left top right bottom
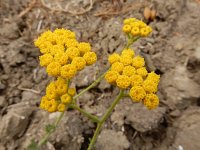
(0, 0, 200, 150)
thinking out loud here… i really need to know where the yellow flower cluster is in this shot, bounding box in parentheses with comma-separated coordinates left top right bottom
(40, 77, 76, 112)
(35, 28, 97, 79)
(35, 29, 97, 112)
(105, 48, 160, 109)
(122, 18, 152, 37)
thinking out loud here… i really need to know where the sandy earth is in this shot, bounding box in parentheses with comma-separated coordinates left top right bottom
(0, 0, 200, 150)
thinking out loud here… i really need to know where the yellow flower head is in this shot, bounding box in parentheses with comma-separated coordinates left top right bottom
(146, 72, 160, 84)
(57, 103, 66, 112)
(120, 55, 132, 66)
(37, 41, 52, 54)
(143, 80, 158, 93)
(122, 66, 136, 77)
(140, 27, 151, 37)
(46, 82, 58, 99)
(65, 39, 78, 48)
(129, 86, 146, 102)
(54, 52, 69, 66)
(121, 48, 135, 57)
(65, 47, 80, 60)
(130, 74, 143, 86)
(143, 94, 159, 109)
(71, 57, 86, 71)
(105, 70, 119, 84)
(116, 75, 130, 89)
(60, 64, 77, 79)
(136, 67, 148, 77)
(61, 93, 72, 104)
(123, 18, 136, 25)
(46, 99, 58, 113)
(123, 25, 132, 33)
(83, 52, 97, 65)
(111, 62, 124, 73)
(40, 96, 49, 110)
(46, 62, 61, 76)
(108, 53, 120, 64)
(132, 56, 145, 68)
(39, 54, 54, 67)
(55, 77, 68, 96)
(131, 27, 140, 36)
(78, 42, 91, 55)
(50, 44, 65, 56)
(68, 88, 76, 96)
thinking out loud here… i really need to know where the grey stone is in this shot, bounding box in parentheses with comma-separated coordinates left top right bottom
(96, 129, 130, 150)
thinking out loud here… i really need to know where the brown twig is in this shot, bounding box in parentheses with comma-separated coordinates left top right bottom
(94, 3, 143, 16)
(18, 0, 37, 18)
(40, 0, 94, 15)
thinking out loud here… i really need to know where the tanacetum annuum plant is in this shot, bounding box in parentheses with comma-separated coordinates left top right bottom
(28, 18, 160, 150)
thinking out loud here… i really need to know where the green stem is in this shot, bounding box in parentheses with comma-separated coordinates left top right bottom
(38, 112, 64, 147)
(125, 36, 140, 48)
(73, 72, 106, 99)
(70, 104, 100, 123)
(87, 90, 124, 150)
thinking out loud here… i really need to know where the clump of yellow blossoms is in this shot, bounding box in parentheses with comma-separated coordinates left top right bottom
(123, 18, 152, 37)
(105, 18, 160, 109)
(35, 28, 97, 112)
(105, 48, 160, 109)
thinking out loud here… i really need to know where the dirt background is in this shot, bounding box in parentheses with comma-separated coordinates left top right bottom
(0, 0, 200, 150)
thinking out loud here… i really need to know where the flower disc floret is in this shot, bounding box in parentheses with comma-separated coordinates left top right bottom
(111, 62, 124, 73)
(105, 71, 119, 84)
(132, 56, 145, 68)
(61, 93, 72, 104)
(46, 62, 61, 76)
(65, 47, 80, 60)
(60, 64, 77, 79)
(68, 88, 76, 96)
(83, 52, 97, 65)
(136, 67, 148, 77)
(78, 42, 91, 55)
(71, 57, 86, 71)
(40, 96, 49, 110)
(123, 25, 132, 33)
(146, 72, 160, 84)
(121, 48, 135, 57)
(46, 99, 58, 112)
(143, 80, 158, 93)
(46, 82, 58, 99)
(39, 54, 54, 67)
(116, 75, 130, 89)
(37, 41, 52, 54)
(122, 66, 136, 77)
(129, 86, 146, 102)
(108, 53, 120, 64)
(55, 77, 68, 96)
(140, 27, 151, 37)
(130, 74, 143, 86)
(120, 55, 132, 66)
(50, 44, 65, 56)
(54, 52, 69, 66)
(57, 103, 66, 112)
(64, 39, 78, 48)
(131, 27, 140, 36)
(143, 94, 159, 109)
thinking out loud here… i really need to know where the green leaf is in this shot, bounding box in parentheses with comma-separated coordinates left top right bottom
(27, 140, 38, 150)
(45, 124, 56, 133)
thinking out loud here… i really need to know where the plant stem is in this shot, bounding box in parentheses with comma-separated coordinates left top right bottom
(70, 104, 100, 123)
(87, 90, 124, 150)
(125, 36, 140, 48)
(73, 72, 106, 100)
(38, 112, 64, 148)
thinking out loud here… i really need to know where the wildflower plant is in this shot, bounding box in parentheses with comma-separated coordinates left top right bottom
(29, 18, 160, 150)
